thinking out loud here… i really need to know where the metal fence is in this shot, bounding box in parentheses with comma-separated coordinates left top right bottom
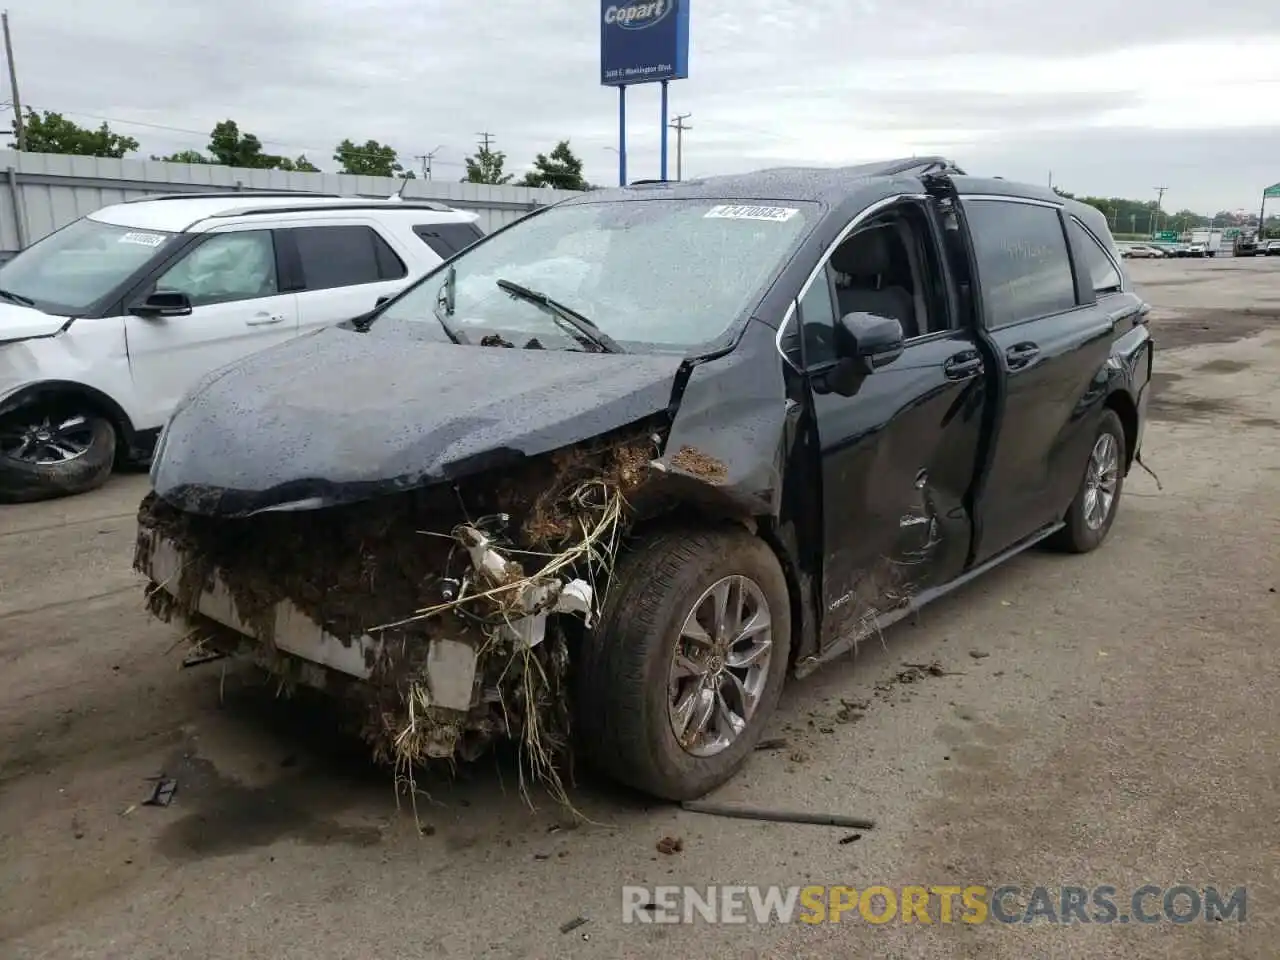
(0, 149, 582, 259)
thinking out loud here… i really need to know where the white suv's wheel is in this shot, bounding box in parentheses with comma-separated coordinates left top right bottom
(0, 411, 116, 502)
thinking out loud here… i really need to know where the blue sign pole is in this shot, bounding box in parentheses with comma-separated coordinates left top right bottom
(660, 79, 669, 180)
(618, 85, 627, 186)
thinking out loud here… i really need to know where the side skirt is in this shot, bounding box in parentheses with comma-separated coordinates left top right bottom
(794, 520, 1064, 679)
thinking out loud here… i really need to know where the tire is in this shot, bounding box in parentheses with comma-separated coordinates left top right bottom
(1048, 409, 1126, 554)
(574, 525, 792, 801)
(0, 413, 116, 503)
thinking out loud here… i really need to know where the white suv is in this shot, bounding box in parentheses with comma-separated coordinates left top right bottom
(0, 193, 484, 501)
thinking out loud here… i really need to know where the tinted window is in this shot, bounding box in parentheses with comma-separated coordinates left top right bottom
(154, 230, 278, 306)
(292, 225, 406, 291)
(963, 199, 1077, 327)
(413, 222, 485, 259)
(1069, 219, 1122, 295)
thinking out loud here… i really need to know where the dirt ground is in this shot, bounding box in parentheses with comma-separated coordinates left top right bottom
(1, 255, 1277, 959)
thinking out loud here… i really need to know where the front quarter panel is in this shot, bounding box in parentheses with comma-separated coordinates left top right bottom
(0, 317, 138, 424)
(656, 319, 791, 517)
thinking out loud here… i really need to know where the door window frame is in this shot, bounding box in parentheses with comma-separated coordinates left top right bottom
(141, 228, 286, 308)
(779, 194, 961, 373)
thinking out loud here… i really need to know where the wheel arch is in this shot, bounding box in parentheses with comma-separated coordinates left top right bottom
(1103, 389, 1138, 473)
(626, 498, 811, 673)
(0, 380, 137, 458)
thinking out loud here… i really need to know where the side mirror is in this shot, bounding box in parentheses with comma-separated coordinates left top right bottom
(834, 311, 905, 371)
(130, 290, 192, 318)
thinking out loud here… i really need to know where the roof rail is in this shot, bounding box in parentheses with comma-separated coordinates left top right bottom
(121, 190, 343, 204)
(627, 178, 672, 186)
(206, 199, 458, 219)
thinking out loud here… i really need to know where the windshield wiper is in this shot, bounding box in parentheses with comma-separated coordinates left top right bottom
(495, 278, 624, 354)
(0, 288, 35, 307)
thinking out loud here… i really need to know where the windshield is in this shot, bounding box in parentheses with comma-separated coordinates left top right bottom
(375, 198, 816, 352)
(0, 216, 179, 314)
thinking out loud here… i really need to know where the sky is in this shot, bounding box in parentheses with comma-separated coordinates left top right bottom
(8, 0, 1280, 213)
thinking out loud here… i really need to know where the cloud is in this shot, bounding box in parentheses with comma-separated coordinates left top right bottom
(10, 0, 1280, 210)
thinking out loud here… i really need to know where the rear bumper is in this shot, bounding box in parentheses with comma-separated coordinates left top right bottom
(139, 530, 480, 711)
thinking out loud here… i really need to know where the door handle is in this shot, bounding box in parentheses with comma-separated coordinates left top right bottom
(246, 313, 286, 326)
(1005, 342, 1040, 369)
(943, 351, 984, 380)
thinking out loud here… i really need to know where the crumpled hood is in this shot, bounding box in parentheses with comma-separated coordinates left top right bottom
(151, 323, 685, 515)
(0, 303, 70, 344)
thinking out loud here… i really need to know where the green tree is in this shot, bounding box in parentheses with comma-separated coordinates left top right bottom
(206, 119, 292, 169)
(154, 149, 210, 164)
(333, 138, 404, 177)
(278, 154, 321, 173)
(10, 109, 139, 158)
(463, 144, 513, 184)
(518, 139, 588, 191)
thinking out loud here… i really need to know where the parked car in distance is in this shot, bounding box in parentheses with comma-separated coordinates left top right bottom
(1121, 243, 1165, 259)
(0, 193, 485, 502)
(1233, 236, 1258, 257)
(1187, 242, 1207, 257)
(135, 158, 1155, 801)
(1265, 239, 1280, 256)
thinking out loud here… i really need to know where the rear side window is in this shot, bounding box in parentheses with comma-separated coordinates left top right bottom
(413, 221, 484, 259)
(291, 225, 406, 291)
(962, 199, 1077, 328)
(1069, 219, 1122, 296)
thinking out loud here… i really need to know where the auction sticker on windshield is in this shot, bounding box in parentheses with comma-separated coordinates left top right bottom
(704, 205, 799, 222)
(118, 231, 168, 247)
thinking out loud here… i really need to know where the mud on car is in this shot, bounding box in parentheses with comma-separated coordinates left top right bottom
(135, 158, 1153, 801)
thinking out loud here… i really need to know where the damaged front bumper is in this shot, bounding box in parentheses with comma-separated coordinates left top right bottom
(137, 522, 596, 749)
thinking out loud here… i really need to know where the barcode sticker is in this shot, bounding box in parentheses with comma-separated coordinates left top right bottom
(118, 232, 167, 247)
(704, 205, 799, 222)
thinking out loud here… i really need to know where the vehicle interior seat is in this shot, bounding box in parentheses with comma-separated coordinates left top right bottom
(830, 227, 919, 338)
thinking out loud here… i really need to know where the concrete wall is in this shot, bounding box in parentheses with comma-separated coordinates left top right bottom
(0, 150, 582, 259)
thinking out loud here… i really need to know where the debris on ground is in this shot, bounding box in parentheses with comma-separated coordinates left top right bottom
(838, 832, 863, 844)
(680, 801, 876, 831)
(755, 737, 789, 751)
(969, 649, 990, 660)
(788, 750, 809, 764)
(559, 916, 589, 934)
(656, 836, 684, 855)
(141, 776, 177, 807)
(181, 648, 227, 668)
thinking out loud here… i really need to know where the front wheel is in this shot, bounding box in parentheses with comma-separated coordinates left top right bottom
(574, 526, 792, 801)
(1048, 409, 1126, 554)
(0, 412, 116, 503)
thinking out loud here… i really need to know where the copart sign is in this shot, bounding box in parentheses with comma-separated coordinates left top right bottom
(600, 0, 690, 87)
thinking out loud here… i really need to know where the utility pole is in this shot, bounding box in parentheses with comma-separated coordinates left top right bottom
(668, 113, 691, 181)
(415, 145, 443, 180)
(2, 11, 24, 151)
(1153, 186, 1167, 236)
(476, 132, 495, 153)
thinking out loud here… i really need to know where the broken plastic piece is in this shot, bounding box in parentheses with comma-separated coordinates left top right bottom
(554, 580, 594, 626)
(142, 776, 177, 807)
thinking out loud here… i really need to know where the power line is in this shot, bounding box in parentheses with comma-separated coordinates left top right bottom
(476, 131, 495, 153)
(21, 103, 468, 168)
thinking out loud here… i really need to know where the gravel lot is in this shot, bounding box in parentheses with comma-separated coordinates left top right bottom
(2, 255, 1277, 959)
